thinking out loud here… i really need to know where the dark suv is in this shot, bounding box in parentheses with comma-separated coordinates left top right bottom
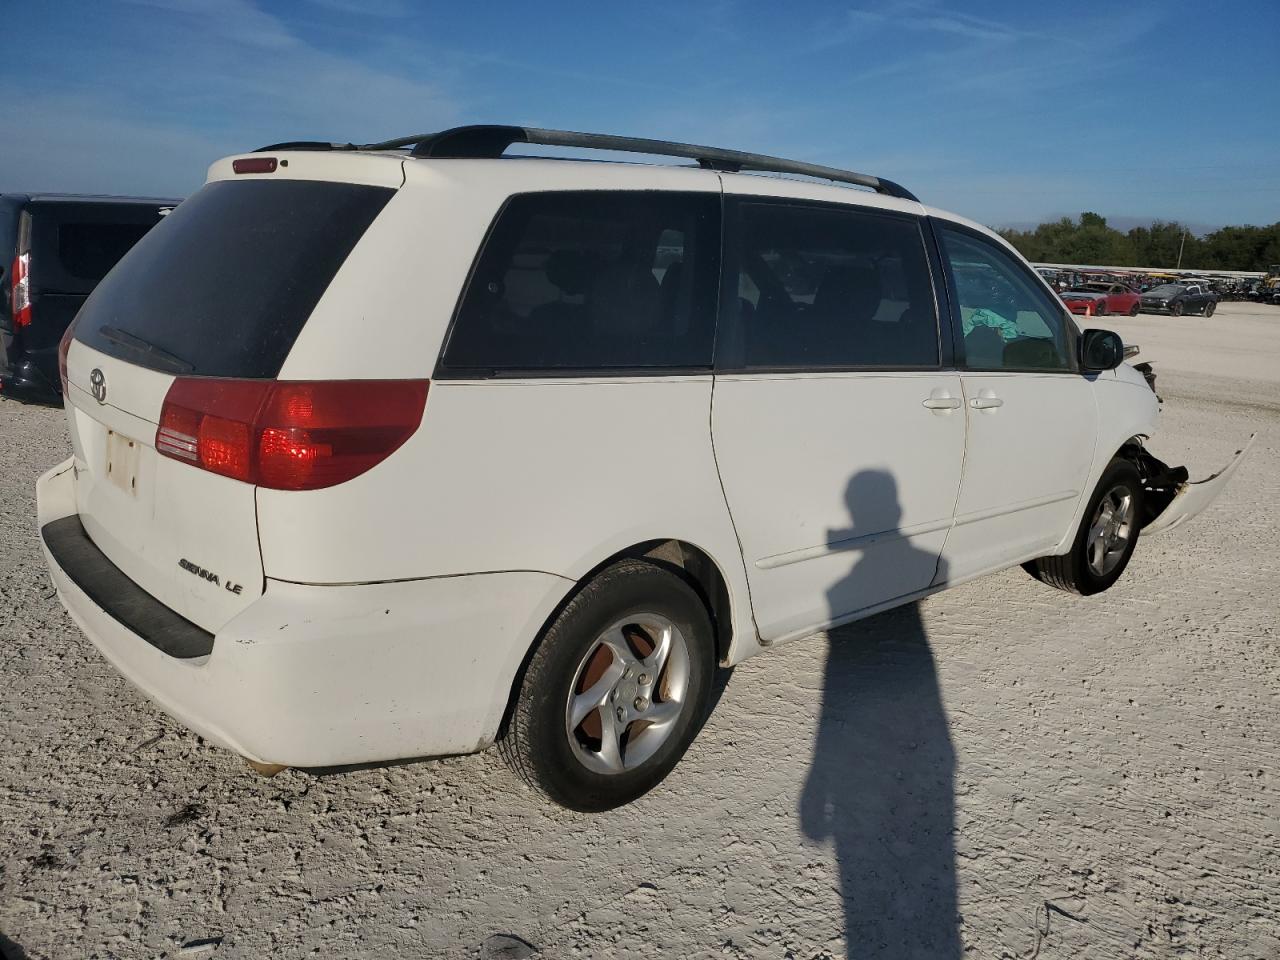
(1, 194, 178, 400)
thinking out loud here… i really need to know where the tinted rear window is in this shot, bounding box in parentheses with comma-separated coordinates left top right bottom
(76, 180, 393, 378)
(440, 191, 720, 374)
(29, 202, 171, 293)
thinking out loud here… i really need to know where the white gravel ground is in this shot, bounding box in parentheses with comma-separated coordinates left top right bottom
(1, 303, 1278, 959)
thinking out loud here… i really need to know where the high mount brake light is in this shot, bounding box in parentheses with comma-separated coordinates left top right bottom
(11, 253, 31, 328)
(156, 379, 429, 490)
(232, 157, 278, 174)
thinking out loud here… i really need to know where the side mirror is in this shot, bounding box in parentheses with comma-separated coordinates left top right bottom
(1080, 328, 1124, 372)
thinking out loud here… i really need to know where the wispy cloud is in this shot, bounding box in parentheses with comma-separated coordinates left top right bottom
(124, 0, 299, 50)
(302, 0, 412, 16)
(0, 0, 463, 195)
(815, 0, 1086, 53)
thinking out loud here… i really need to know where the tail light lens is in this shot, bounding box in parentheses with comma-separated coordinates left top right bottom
(11, 253, 31, 328)
(157, 379, 429, 490)
(57, 319, 77, 394)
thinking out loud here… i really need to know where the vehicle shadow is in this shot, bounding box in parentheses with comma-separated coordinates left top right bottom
(799, 470, 960, 958)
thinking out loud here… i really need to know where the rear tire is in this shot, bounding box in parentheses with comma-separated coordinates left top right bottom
(499, 559, 715, 811)
(1023, 458, 1143, 596)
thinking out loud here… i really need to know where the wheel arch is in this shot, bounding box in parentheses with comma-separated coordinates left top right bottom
(496, 538, 740, 741)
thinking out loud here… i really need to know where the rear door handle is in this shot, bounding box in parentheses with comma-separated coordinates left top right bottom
(969, 390, 1004, 410)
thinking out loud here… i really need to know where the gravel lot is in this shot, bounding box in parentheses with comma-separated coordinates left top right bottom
(2, 302, 1277, 959)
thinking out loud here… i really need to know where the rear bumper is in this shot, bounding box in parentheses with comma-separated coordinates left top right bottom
(36, 458, 572, 767)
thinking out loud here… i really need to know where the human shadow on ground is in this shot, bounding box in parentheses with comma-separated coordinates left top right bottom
(0, 931, 29, 960)
(799, 470, 960, 958)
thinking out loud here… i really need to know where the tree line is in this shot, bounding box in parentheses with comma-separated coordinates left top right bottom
(997, 213, 1280, 272)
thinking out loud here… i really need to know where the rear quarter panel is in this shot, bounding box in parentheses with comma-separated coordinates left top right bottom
(254, 376, 759, 660)
(258, 160, 759, 660)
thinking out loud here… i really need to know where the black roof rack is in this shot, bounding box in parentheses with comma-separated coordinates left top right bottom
(256, 125, 919, 202)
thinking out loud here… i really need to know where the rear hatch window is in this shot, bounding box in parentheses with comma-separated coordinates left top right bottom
(28, 201, 172, 294)
(75, 179, 394, 379)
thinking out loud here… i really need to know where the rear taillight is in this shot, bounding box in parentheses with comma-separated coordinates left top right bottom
(11, 253, 31, 328)
(57, 319, 76, 394)
(156, 379, 429, 490)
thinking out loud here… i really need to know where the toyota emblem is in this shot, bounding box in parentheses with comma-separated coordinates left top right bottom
(89, 368, 107, 404)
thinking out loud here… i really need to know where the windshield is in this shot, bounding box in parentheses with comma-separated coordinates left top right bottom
(74, 179, 393, 378)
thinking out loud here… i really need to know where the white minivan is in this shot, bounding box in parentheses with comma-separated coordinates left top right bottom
(37, 126, 1248, 810)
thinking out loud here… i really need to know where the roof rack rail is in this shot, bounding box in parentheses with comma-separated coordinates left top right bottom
(255, 125, 919, 202)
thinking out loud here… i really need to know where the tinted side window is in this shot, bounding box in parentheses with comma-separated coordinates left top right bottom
(57, 222, 154, 282)
(29, 202, 170, 293)
(442, 191, 719, 374)
(724, 202, 939, 369)
(939, 227, 1074, 372)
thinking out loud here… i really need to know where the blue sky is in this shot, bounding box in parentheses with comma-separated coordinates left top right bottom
(4, 0, 1278, 231)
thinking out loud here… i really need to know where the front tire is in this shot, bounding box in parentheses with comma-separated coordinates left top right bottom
(1171, 301, 1184, 317)
(1023, 458, 1143, 596)
(1128, 302, 1140, 317)
(1203, 301, 1216, 317)
(500, 559, 715, 811)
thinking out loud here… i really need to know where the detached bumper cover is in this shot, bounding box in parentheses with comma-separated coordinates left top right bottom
(1144, 434, 1255, 535)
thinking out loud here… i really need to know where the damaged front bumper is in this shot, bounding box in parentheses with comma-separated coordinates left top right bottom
(1132, 435, 1256, 535)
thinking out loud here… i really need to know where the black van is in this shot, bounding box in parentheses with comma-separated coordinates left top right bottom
(1, 194, 178, 401)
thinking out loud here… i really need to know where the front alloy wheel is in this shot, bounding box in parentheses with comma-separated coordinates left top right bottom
(1023, 457, 1143, 595)
(1085, 485, 1136, 578)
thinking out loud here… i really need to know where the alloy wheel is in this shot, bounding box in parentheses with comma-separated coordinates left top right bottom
(565, 614, 692, 775)
(1086, 485, 1135, 577)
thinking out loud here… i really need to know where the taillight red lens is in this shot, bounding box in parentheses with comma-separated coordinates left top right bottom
(11, 253, 31, 328)
(156, 379, 428, 490)
(57, 319, 76, 394)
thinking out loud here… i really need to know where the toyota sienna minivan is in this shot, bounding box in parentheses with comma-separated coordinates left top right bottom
(37, 126, 1249, 810)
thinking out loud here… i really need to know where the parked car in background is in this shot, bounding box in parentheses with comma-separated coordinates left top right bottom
(1140, 282, 1219, 317)
(1036, 267, 1065, 291)
(36, 125, 1248, 811)
(1060, 288, 1109, 316)
(1, 194, 177, 401)
(1077, 282, 1141, 316)
(1059, 281, 1141, 317)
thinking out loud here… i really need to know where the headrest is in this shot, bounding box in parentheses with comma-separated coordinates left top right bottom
(544, 249, 592, 296)
(814, 264, 882, 320)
